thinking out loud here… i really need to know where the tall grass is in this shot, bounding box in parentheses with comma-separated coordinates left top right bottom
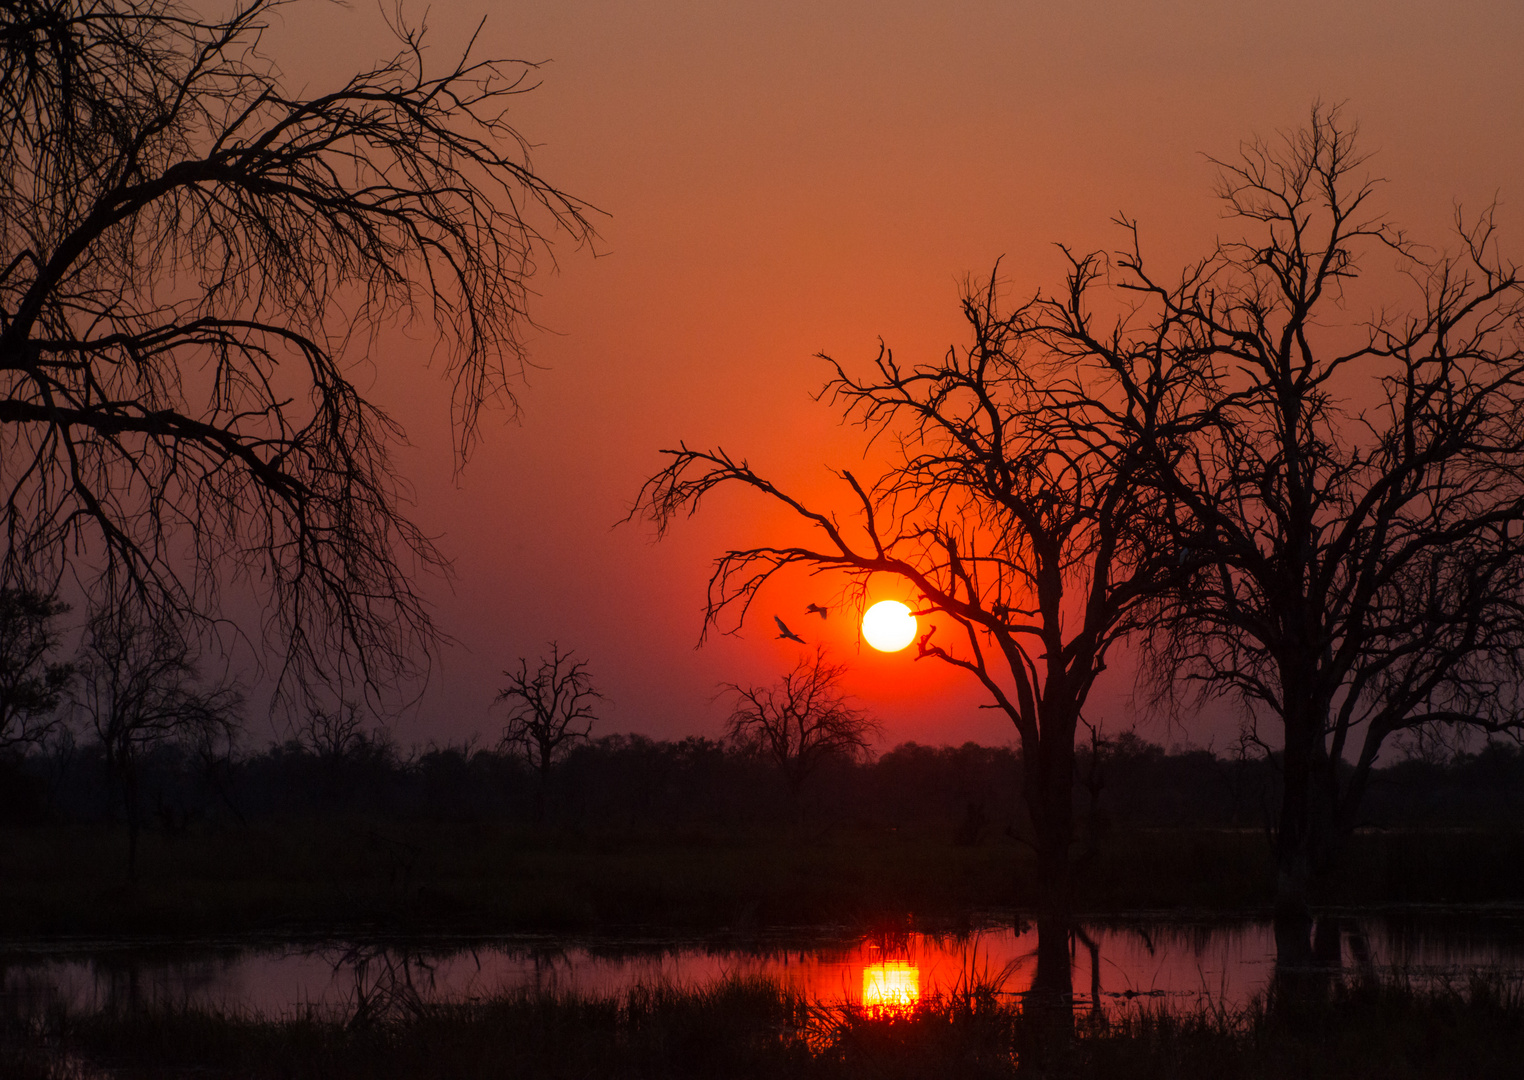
(5, 971, 1523, 1079)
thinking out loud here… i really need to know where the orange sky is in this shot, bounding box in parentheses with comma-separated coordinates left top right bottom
(255, 0, 1524, 750)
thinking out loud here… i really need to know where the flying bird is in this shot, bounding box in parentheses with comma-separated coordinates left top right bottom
(805, 603, 828, 619)
(774, 616, 806, 644)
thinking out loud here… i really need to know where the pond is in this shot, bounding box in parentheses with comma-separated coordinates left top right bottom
(5, 910, 1524, 1019)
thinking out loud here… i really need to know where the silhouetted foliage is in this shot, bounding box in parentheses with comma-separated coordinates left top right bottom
(16, 721, 1523, 847)
(0, 0, 593, 704)
(0, 585, 72, 753)
(6, 719, 1524, 928)
(557, 734, 773, 830)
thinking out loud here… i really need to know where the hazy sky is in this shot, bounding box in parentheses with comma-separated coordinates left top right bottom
(254, 0, 1524, 751)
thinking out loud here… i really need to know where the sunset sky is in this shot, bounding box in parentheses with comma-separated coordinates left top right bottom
(259, 0, 1524, 751)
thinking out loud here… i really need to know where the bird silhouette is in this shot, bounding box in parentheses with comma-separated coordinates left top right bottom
(805, 603, 828, 619)
(774, 616, 806, 643)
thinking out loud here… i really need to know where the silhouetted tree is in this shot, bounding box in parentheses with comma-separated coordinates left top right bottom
(496, 643, 600, 820)
(723, 647, 881, 821)
(299, 705, 368, 764)
(0, 0, 593, 703)
(1025, 105, 1524, 966)
(0, 585, 73, 753)
(634, 270, 1187, 1015)
(74, 599, 241, 880)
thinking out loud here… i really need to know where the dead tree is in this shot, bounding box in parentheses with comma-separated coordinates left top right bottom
(0, 0, 594, 704)
(633, 271, 1186, 1011)
(495, 643, 600, 820)
(723, 646, 881, 821)
(299, 705, 368, 764)
(1025, 104, 1524, 957)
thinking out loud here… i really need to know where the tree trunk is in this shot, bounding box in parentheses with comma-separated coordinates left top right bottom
(1272, 678, 1345, 994)
(1021, 723, 1077, 1033)
(1030, 913, 1074, 1003)
(1274, 686, 1336, 922)
(1272, 905, 1315, 976)
(1025, 725, 1077, 922)
(1273, 911, 1345, 1006)
(1074, 926, 1103, 1017)
(1274, 703, 1315, 923)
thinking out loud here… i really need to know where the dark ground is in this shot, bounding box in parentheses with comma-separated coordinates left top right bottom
(3, 821, 1522, 936)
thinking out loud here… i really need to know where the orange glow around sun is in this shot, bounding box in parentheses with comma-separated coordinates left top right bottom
(862, 600, 917, 652)
(862, 962, 920, 1011)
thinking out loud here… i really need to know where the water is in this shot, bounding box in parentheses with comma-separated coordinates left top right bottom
(5, 911, 1524, 1019)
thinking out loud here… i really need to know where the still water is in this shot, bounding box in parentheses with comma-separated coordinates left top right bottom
(5, 912, 1524, 1018)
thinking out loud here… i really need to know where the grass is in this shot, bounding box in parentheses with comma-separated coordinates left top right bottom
(2, 821, 1521, 936)
(4, 972, 1523, 1079)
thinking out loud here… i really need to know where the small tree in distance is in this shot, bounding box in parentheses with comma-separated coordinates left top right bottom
(74, 601, 242, 881)
(496, 644, 600, 820)
(298, 705, 369, 765)
(723, 647, 882, 822)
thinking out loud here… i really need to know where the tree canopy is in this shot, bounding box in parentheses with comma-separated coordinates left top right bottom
(0, 0, 593, 702)
(1026, 107, 1524, 923)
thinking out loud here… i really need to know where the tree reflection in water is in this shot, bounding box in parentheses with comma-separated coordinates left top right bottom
(7, 913, 1523, 1021)
(326, 944, 440, 1027)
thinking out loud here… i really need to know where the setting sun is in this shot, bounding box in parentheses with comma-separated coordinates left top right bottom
(862, 601, 917, 652)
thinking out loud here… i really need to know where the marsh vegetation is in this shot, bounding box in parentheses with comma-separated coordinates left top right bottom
(4, 970, 1522, 1079)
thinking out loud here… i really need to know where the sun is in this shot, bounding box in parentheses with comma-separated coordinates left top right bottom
(862, 600, 917, 652)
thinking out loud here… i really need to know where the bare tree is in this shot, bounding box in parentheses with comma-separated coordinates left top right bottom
(298, 704, 368, 764)
(75, 598, 241, 880)
(495, 643, 599, 820)
(0, 585, 73, 753)
(723, 646, 880, 819)
(1023, 105, 1524, 961)
(633, 271, 1186, 1010)
(0, 0, 594, 702)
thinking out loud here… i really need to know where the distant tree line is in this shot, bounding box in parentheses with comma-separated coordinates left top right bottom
(3, 723, 1520, 840)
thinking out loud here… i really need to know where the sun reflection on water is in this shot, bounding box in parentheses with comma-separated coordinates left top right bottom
(861, 962, 919, 1012)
